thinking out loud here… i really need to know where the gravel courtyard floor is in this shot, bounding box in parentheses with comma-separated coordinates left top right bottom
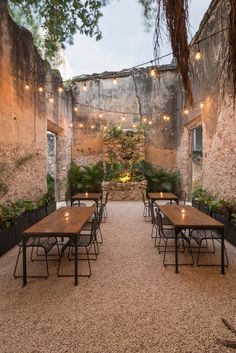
(0, 201, 236, 353)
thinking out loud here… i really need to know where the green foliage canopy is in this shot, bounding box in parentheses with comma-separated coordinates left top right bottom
(8, 0, 108, 62)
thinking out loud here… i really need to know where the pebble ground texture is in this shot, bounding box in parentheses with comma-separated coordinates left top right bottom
(0, 201, 236, 353)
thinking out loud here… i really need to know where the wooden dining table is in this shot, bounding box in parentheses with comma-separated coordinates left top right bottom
(158, 205, 225, 274)
(71, 192, 103, 210)
(148, 192, 179, 204)
(22, 206, 96, 286)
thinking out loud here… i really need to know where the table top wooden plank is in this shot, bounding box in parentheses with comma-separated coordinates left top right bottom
(148, 192, 178, 201)
(71, 193, 103, 201)
(23, 207, 96, 235)
(158, 205, 224, 229)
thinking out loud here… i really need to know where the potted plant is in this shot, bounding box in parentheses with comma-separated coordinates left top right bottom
(42, 191, 56, 215)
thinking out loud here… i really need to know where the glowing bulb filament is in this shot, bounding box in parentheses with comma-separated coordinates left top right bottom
(195, 49, 201, 60)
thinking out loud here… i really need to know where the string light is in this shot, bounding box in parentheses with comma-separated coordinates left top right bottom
(79, 123, 83, 128)
(195, 44, 202, 60)
(132, 124, 136, 128)
(99, 111, 103, 118)
(83, 82, 87, 91)
(148, 121, 152, 125)
(103, 126, 107, 131)
(49, 92, 54, 103)
(91, 125, 95, 129)
(143, 117, 147, 123)
(118, 125, 121, 130)
(163, 115, 170, 121)
(38, 82, 43, 93)
(150, 67, 156, 77)
(121, 114, 126, 121)
(200, 102, 204, 108)
(25, 82, 30, 90)
(183, 109, 189, 115)
(58, 84, 63, 93)
(113, 77, 117, 85)
(74, 105, 78, 112)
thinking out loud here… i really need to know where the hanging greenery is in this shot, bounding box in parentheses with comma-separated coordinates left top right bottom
(154, 0, 193, 105)
(228, 0, 236, 99)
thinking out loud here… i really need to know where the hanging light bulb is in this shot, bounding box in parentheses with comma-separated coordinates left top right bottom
(103, 126, 107, 131)
(99, 111, 103, 118)
(83, 82, 87, 91)
(74, 105, 78, 112)
(49, 92, 54, 103)
(118, 125, 121, 130)
(148, 121, 152, 125)
(163, 115, 167, 121)
(25, 81, 30, 90)
(58, 84, 63, 93)
(38, 82, 43, 93)
(91, 125, 95, 129)
(200, 102, 204, 109)
(121, 114, 126, 121)
(143, 117, 147, 123)
(150, 67, 156, 77)
(195, 48, 202, 60)
(79, 123, 83, 128)
(166, 116, 170, 121)
(113, 77, 117, 85)
(183, 109, 189, 115)
(132, 124, 136, 128)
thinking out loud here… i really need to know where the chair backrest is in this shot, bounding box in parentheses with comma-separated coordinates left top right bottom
(97, 204, 104, 228)
(150, 202, 159, 225)
(103, 192, 109, 205)
(65, 189, 71, 207)
(141, 190, 146, 205)
(211, 209, 230, 235)
(155, 208, 164, 234)
(180, 190, 187, 204)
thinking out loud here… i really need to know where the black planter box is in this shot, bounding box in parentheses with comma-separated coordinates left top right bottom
(199, 203, 209, 215)
(46, 202, 56, 215)
(192, 200, 200, 209)
(227, 220, 236, 246)
(36, 205, 47, 221)
(14, 214, 31, 243)
(0, 224, 16, 256)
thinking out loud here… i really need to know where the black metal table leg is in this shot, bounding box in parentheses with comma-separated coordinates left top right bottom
(23, 236, 27, 287)
(174, 228, 179, 274)
(74, 234, 78, 286)
(221, 228, 225, 275)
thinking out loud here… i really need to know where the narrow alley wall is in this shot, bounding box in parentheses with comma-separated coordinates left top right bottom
(0, 0, 72, 202)
(176, 0, 236, 200)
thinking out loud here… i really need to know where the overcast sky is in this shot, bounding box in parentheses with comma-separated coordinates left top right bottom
(62, 0, 212, 78)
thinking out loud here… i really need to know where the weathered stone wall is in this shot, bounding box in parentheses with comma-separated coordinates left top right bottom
(0, 0, 72, 202)
(102, 180, 147, 201)
(72, 67, 178, 169)
(176, 0, 236, 201)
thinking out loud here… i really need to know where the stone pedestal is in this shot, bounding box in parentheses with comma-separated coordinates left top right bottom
(102, 180, 147, 201)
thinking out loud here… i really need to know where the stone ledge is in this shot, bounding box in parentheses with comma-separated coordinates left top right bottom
(102, 180, 147, 201)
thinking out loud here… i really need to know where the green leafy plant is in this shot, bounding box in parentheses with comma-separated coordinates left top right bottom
(67, 161, 104, 194)
(145, 168, 179, 192)
(47, 173, 55, 194)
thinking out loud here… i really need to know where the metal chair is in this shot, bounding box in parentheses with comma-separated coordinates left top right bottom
(155, 208, 194, 266)
(57, 217, 97, 278)
(13, 212, 58, 279)
(190, 209, 229, 266)
(141, 190, 151, 221)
